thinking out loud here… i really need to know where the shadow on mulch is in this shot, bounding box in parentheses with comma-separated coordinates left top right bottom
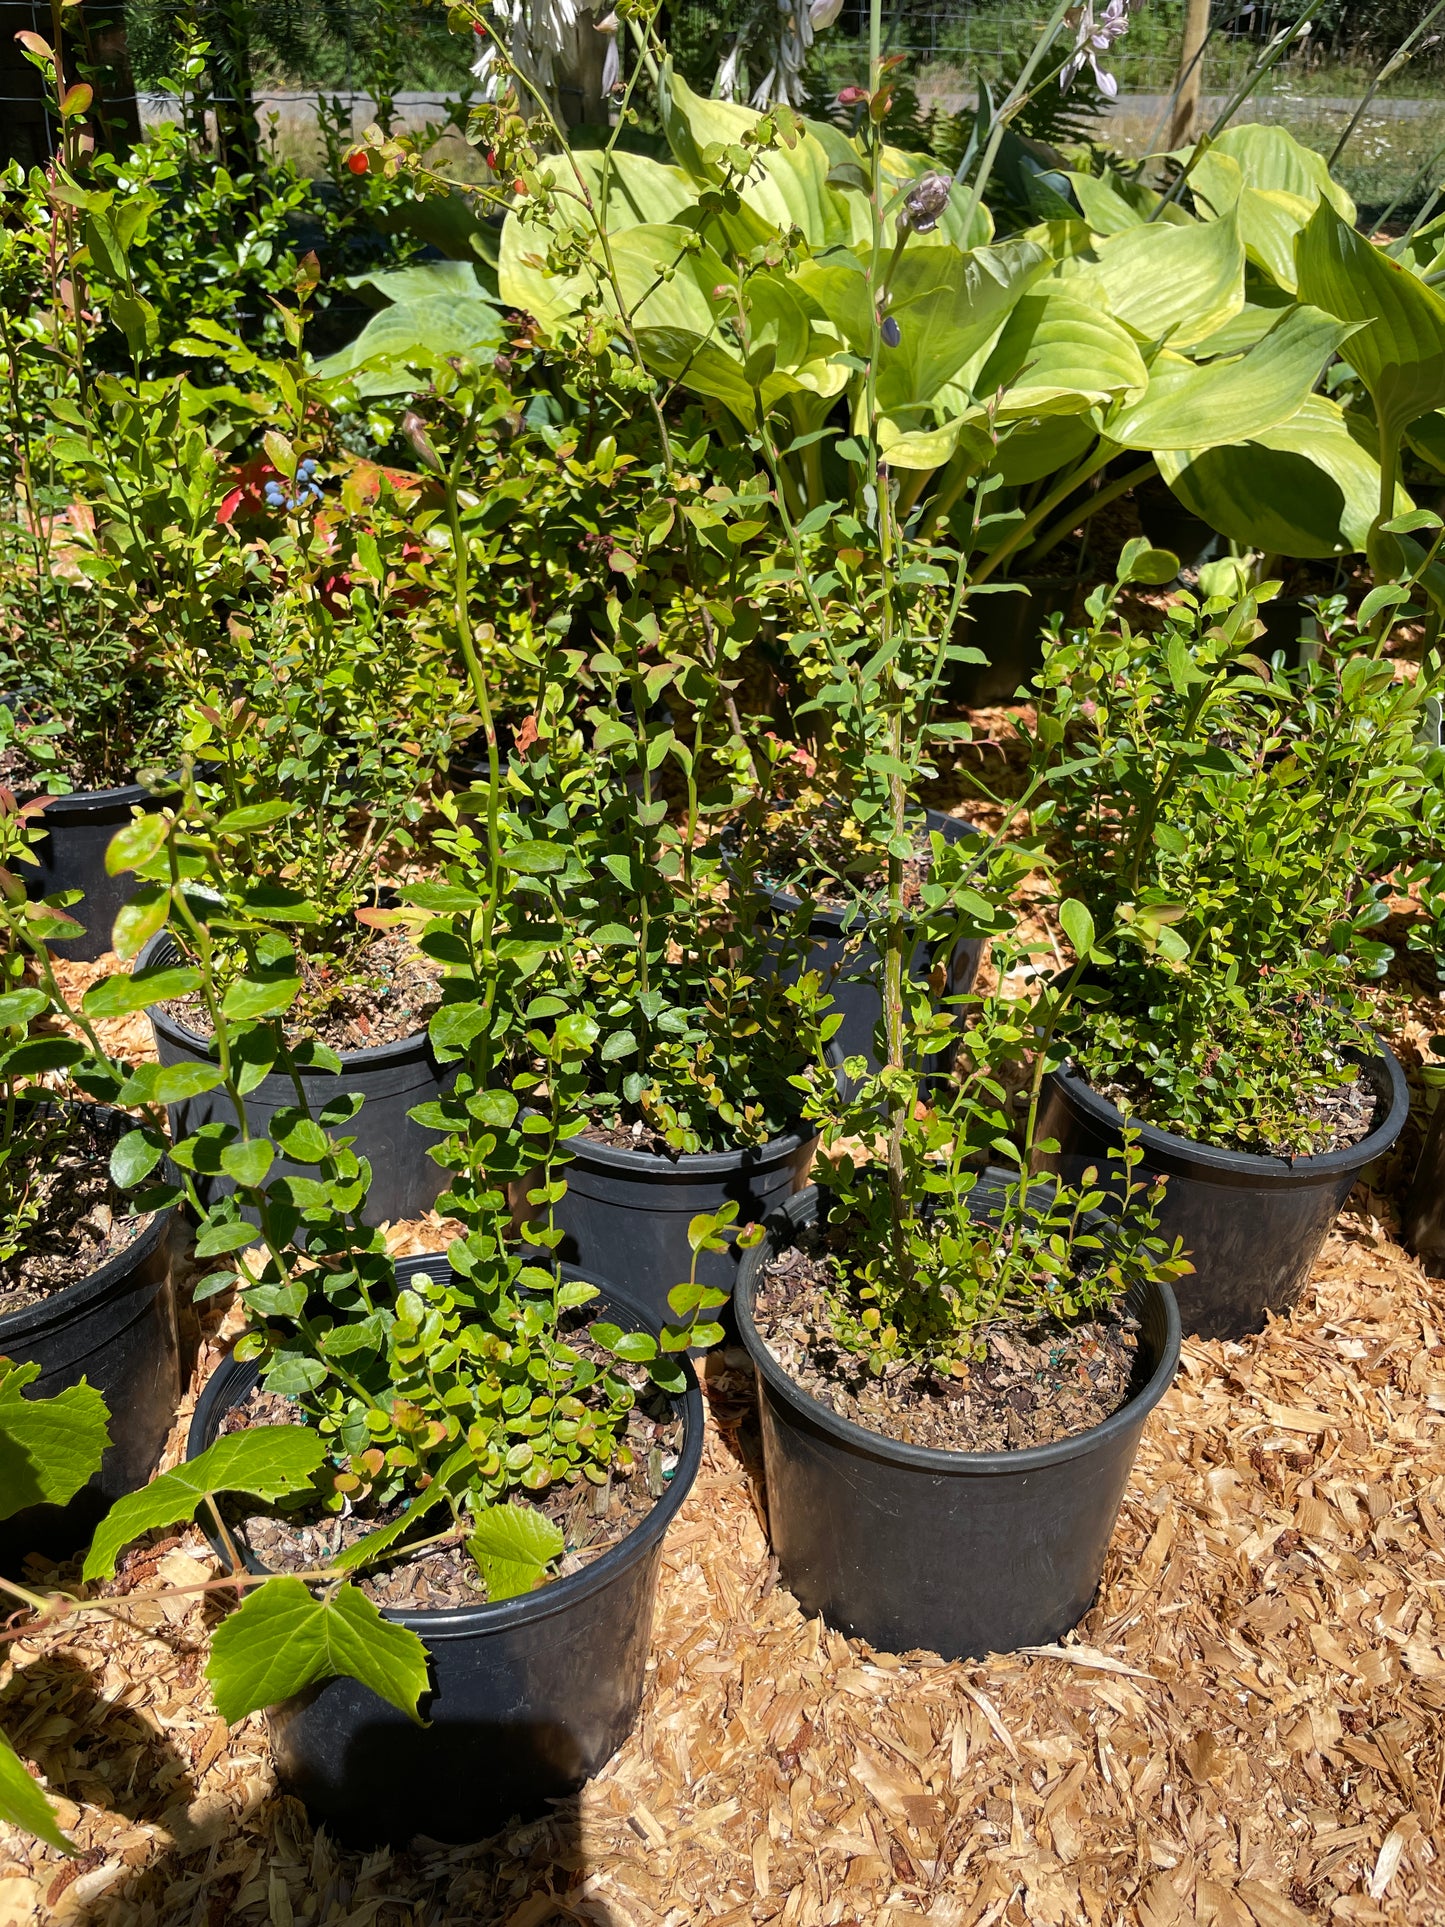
(0, 1652, 196, 1833)
(45, 1790, 601, 1926)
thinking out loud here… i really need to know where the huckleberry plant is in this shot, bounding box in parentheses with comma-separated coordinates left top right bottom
(1031, 546, 1445, 1154)
(682, 3, 1189, 1358)
(0, 736, 708, 1858)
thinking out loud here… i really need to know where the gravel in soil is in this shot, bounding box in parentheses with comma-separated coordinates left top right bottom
(161, 928, 441, 1052)
(215, 1354, 683, 1610)
(0, 1106, 155, 1313)
(751, 1231, 1143, 1453)
(1087, 1063, 1384, 1158)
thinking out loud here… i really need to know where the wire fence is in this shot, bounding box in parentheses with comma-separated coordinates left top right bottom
(2, 0, 1440, 170)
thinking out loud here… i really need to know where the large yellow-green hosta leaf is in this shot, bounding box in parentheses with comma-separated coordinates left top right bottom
(1065, 170, 1145, 234)
(1103, 304, 1358, 450)
(498, 151, 699, 329)
(878, 411, 995, 472)
(504, 218, 728, 351)
(1158, 395, 1408, 556)
(633, 260, 846, 424)
(316, 295, 504, 394)
(1208, 123, 1356, 224)
(1190, 153, 1316, 292)
(1297, 202, 1445, 445)
(995, 413, 1097, 485)
(796, 240, 1046, 417)
(974, 287, 1148, 418)
(657, 63, 867, 250)
(878, 240, 1049, 411)
(658, 62, 991, 253)
(1076, 208, 1245, 348)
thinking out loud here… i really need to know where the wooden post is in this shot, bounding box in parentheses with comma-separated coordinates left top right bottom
(1168, 0, 1211, 150)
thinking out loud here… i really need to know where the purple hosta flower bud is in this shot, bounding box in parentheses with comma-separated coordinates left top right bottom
(900, 170, 953, 235)
(1060, 0, 1129, 99)
(400, 409, 443, 474)
(880, 314, 901, 348)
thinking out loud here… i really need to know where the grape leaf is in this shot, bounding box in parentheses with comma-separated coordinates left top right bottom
(83, 1427, 325, 1580)
(0, 1730, 73, 1854)
(0, 1361, 110, 1522)
(206, 1576, 430, 1723)
(467, 1502, 564, 1601)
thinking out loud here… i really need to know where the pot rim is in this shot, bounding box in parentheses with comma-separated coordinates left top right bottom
(1047, 1037, 1409, 1181)
(722, 807, 981, 927)
(734, 1181, 1181, 1477)
(564, 1119, 820, 1178)
(555, 1038, 845, 1178)
(137, 930, 434, 1072)
(186, 1253, 704, 1634)
(0, 1100, 175, 1340)
(21, 770, 178, 814)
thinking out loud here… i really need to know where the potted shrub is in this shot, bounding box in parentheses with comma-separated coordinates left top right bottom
(1028, 563, 1435, 1337)
(0, 869, 179, 1568)
(0, 803, 706, 1848)
(727, 690, 1187, 1657)
(323, 341, 837, 1323)
(130, 325, 474, 1225)
(0, 124, 262, 959)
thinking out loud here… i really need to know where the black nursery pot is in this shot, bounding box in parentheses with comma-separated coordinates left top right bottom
(734, 1184, 1180, 1660)
(950, 575, 1084, 708)
(0, 1138, 179, 1572)
(1033, 1043, 1409, 1341)
(25, 780, 163, 962)
(735, 809, 985, 1076)
(139, 933, 447, 1227)
(547, 1117, 819, 1330)
(188, 1255, 704, 1846)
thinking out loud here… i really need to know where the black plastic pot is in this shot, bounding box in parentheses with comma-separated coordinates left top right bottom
(0, 1128, 179, 1571)
(1033, 1043, 1409, 1341)
(547, 1116, 821, 1331)
(1134, 474, 1220, 575)
(139, 932, 448, 1227)
(188, 1254, 704, 1846)
(951, 575, 1086, 708)
(24, 780, 163, 961)
(734, 1182, 1180, 1659)
(733, 809, 985, 1076)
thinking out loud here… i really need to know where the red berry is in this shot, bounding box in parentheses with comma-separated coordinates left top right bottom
(347, 151, 369, 176)
(514, 179, 526, 195)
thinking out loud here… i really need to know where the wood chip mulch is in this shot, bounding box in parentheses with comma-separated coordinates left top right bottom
(2, 1199, 1443, 1925)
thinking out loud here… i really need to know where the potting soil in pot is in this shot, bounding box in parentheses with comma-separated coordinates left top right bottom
(160, 927, 441, 1053)
(0, 1106, 157, 1314)
(751, 1224, 1145, 1453)
(747, 802, 948, 913)
(1083, 1059, 1383, 1159)
(215, 1342, 683, 1610)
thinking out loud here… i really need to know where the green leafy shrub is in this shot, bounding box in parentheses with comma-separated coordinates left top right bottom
(1032, 552, 1444, 1152)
